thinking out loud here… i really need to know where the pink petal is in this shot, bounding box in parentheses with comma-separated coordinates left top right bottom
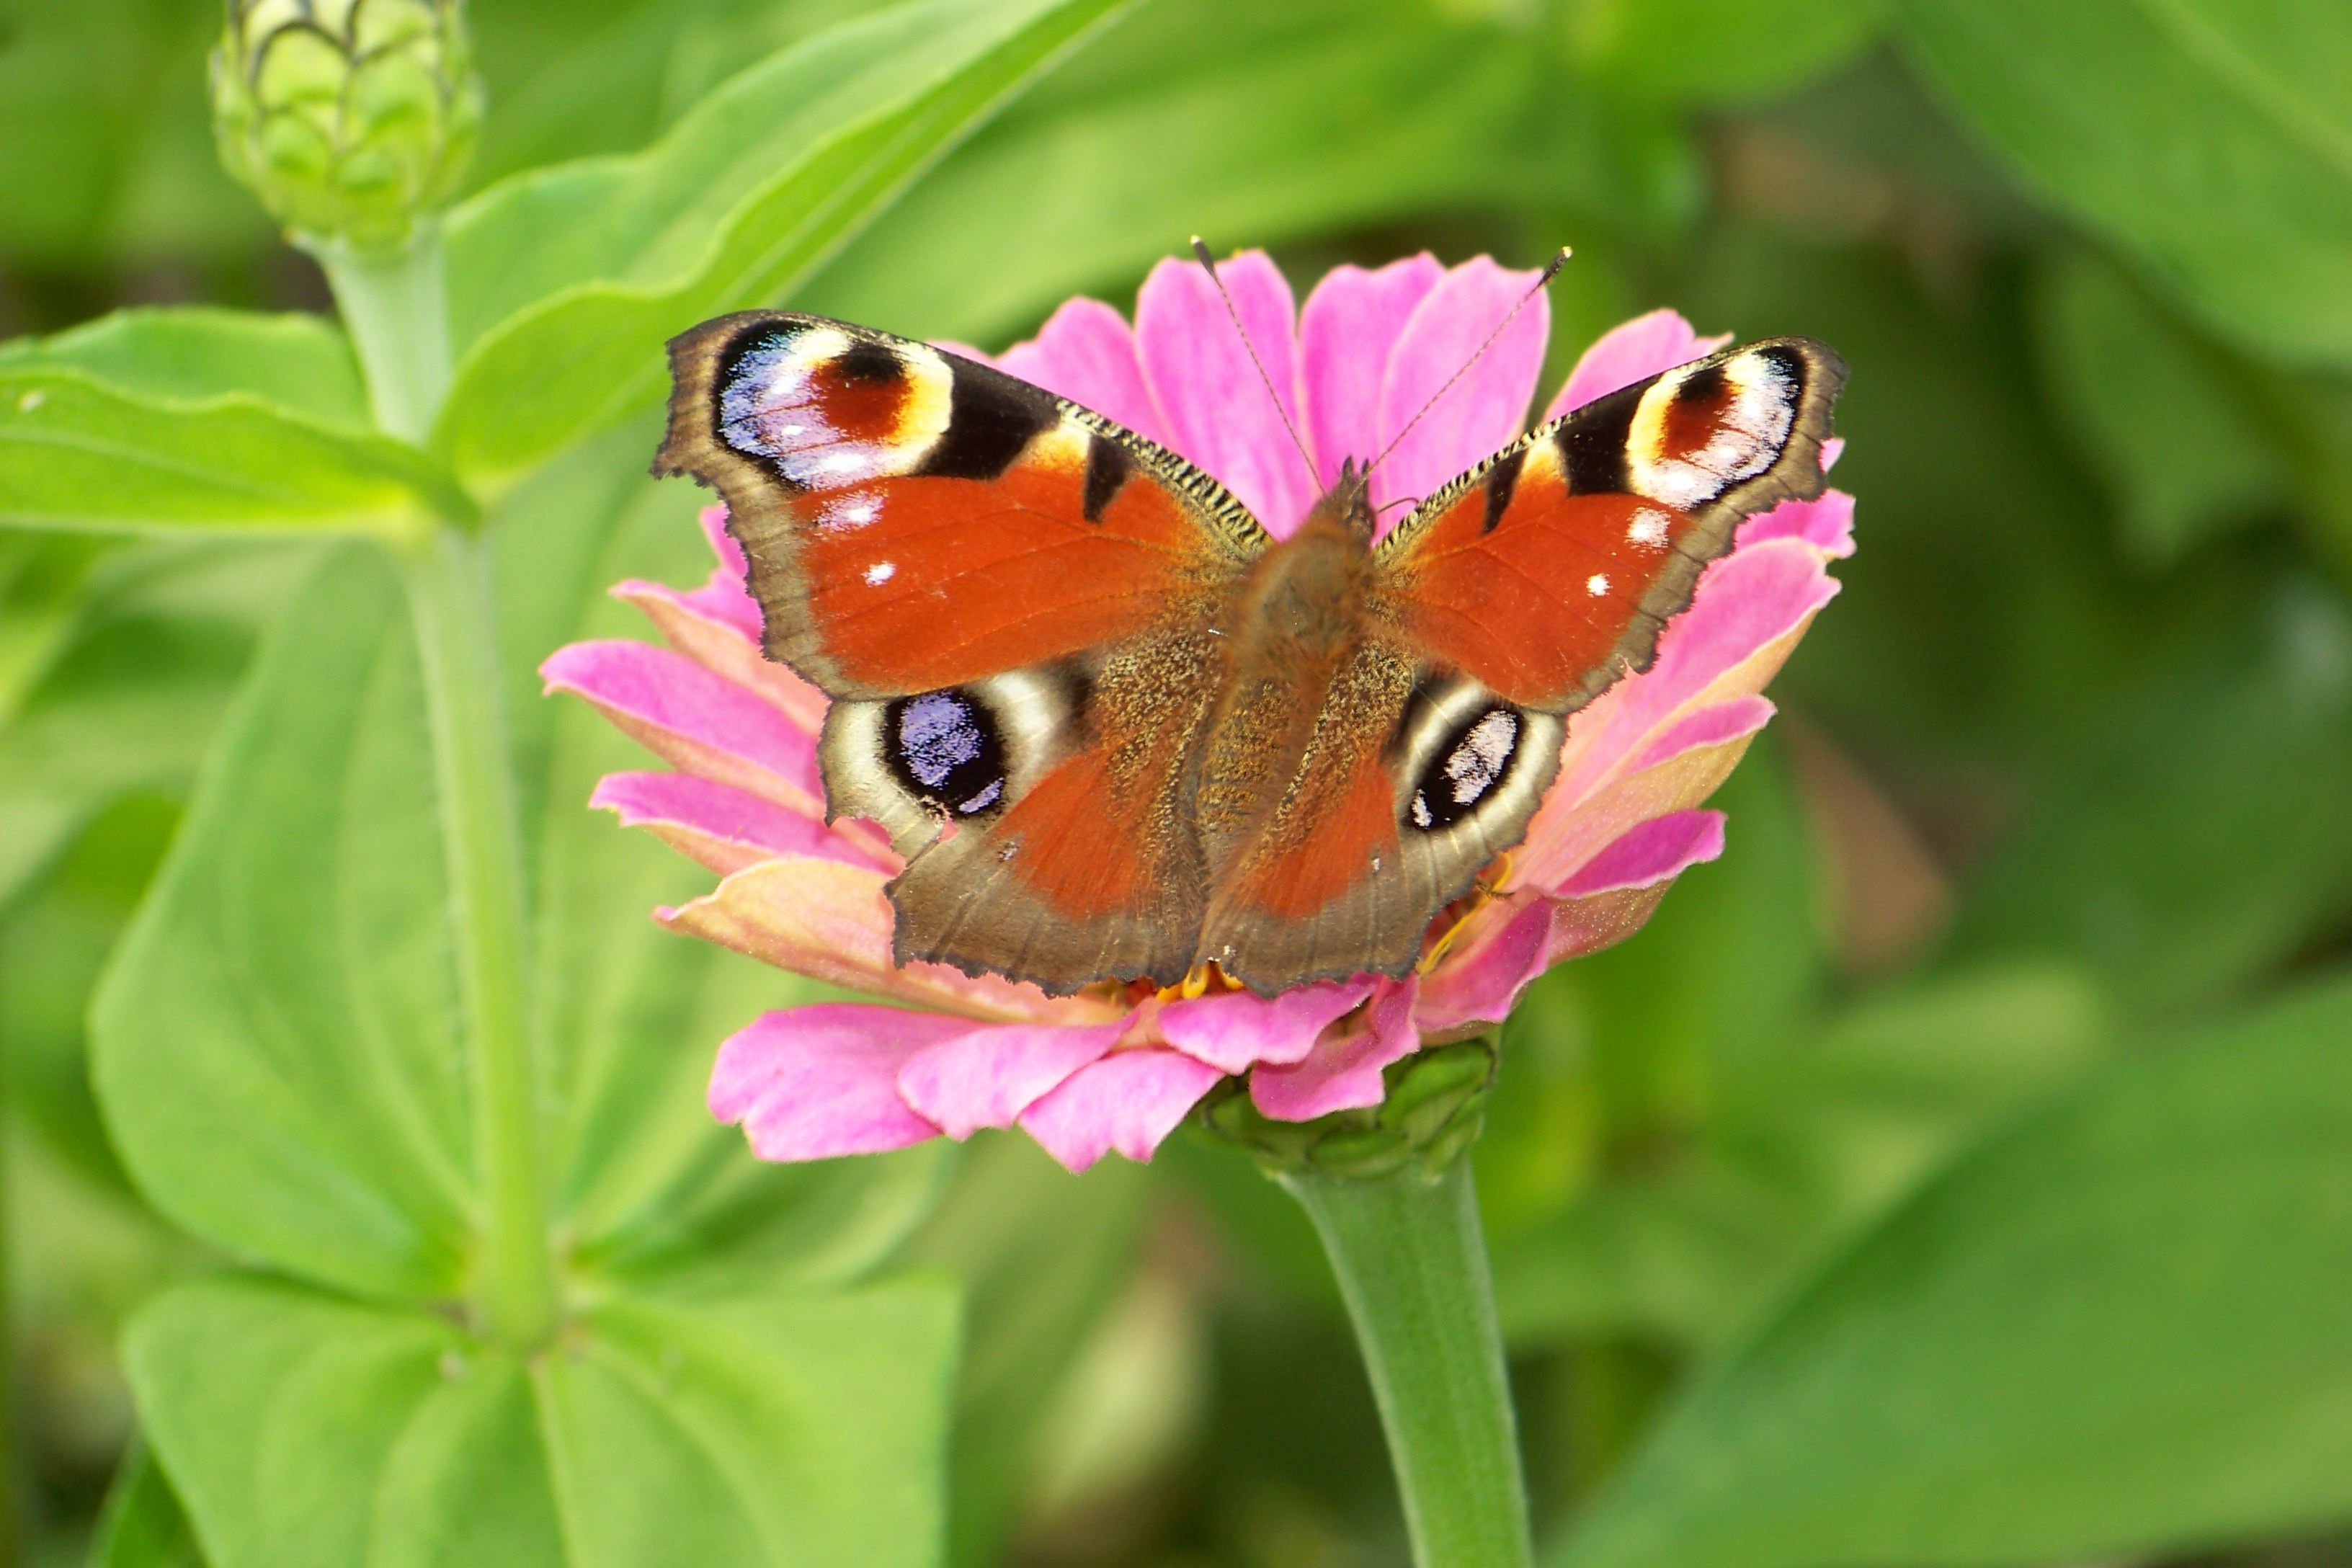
(1551, 537, 1841, 809)
(1250, 978, 1421, 1122)
(1133, 250, 1317, 533)
(612, 577, 830, 739)
(1739, 485, 1856, 557)
(1631, 696, 1776, 772)
(709, 1006, 958, 1160)
(1541, 309, 1732, 423)
(664, 504, 765, 643)
(992, 297, 1170, 447)
(698, 502, 749, 581)
(541, 640, 824, 813)
(1519, 710, 1755, 895)
(1296, 254, 1446, 493)
(1157, 977, 1377, 1073)
(1821, 437, 1845, 471)
(659, 858, 1102, 1023)
(1017, 1047, 1227, 1172)
(1415, 883, 1676, 1035)
(1558, 810, 1724, 899)
(1413, 897, 1550, 1035)
(1371, 257, 1550, 526)
(897, 1021, 1126, 1140)
(589, 772, 883, 876)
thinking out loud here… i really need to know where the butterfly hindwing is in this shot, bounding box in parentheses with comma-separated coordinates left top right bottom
(658, 310, 1271, 992)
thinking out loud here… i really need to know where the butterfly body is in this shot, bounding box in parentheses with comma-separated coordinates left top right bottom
(656, 306, 1845, 997)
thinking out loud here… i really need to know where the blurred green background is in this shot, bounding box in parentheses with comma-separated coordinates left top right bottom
(6, 0, 2352, 1565)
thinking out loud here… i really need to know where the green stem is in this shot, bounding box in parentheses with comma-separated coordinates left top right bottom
(1279, 1159, 1534, 1568)
(321, 230, 556, 1350)
(403, 532, 555, 1349)
(314, 228, 452, 444)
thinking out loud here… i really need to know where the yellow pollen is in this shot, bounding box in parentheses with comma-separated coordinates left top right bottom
(1158, 960, 1239, 1002)
(1418, 850, 1515, 974)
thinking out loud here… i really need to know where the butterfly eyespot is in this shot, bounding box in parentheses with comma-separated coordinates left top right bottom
(885, 690, 1007, 819)
(1407, 705, 1521, 833)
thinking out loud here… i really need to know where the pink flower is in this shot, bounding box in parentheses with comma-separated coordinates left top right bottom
(543, 252, 1855, 1174)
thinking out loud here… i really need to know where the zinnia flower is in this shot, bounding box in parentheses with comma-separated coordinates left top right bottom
(543, 252, 1854, 1173)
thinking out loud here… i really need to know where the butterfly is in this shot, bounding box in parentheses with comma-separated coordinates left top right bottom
(654, 290, 1845, 998)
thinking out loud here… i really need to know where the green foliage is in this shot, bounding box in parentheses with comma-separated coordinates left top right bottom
(435, 0, 1132, 492)
(127, 1274, 957, 1568)
(2034, 250, 2291, 566)
(90, 431, 964, 1564)
(8, 0, 2352, 1564)
(1898, 0, 2352, 370)
(1556, 976, 2352, 1568)
(0, 364, 468, 538)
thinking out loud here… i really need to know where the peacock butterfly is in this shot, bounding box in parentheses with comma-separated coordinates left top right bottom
(653, 270, 1845, 997)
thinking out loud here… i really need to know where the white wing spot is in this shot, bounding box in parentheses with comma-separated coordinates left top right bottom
(864, 561, 896, 585)
(1586, 573, 1611, 597)
(1628, 509, 1670, 548)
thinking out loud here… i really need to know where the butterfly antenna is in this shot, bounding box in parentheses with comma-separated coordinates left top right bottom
(1355, 246, 1572, 504)
(1190, 236, 1319, 486)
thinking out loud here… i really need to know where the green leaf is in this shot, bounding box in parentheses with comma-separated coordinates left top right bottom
(2034, 249, 2290, 565)
(1897, 0, 2352, 370)
(0, 308, 369, 427)
(1567, 0, 1889, 107)
(491, 421, 953, 1296)
(0, 368, 468, 538)
(434, 0, 1131, 493)
(4, 796, 180, 1196)
(93, 422, 952, 1306)
(899, 1134, 1149, 1567)
(86, 1443, 202, 1568)
(1554, 973, 2352, 1568)
(1951, 579, 2352, 1017)
(92, 545, 476, 1302)
(1492, 961, 2113, 1350)
(127, 1272, 959, 1568)
(0, 535, 305, 909)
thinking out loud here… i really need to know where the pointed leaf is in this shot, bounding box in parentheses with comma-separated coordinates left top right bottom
(1555, 975, 2352, 1568)
(92, 545, 475, 1301)
(127, 1272, 959, 1568)
(0, 307, 368, 426)
(1899, 0, 2352, 369)
(434, 0, 1131, 493)
(0, 368, 465, 538)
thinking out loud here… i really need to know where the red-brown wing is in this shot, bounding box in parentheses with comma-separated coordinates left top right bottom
(656, 311, 1267, 699)
(656, 310, 1273, 993)
(1373, 337, 1847, 713)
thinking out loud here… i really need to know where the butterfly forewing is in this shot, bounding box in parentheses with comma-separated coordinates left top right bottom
(1373, 336, 1845, 712)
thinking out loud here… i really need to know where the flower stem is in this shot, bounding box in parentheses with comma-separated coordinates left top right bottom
(402, 530, 555, 1350)
(1278, 1158, 1533, 1568)
(314, 229, 451, 445)
(319, 229, 556, 1350)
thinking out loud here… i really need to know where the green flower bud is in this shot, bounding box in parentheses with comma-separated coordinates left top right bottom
(210, 0, 483, 251)
(1193, 1037, 1499, 1182)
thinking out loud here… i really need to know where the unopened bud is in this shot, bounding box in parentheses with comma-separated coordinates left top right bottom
(1194, 1037, 1499, 1180)
(210, 0, 482, 250)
